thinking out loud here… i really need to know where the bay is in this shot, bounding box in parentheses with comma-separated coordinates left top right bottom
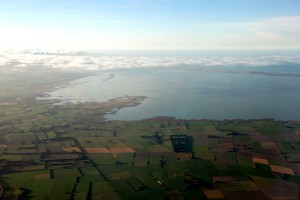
(38, 67, 300, 120)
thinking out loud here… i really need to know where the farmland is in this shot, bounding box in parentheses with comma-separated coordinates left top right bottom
(0, 68, 299, 199)
(1, 110, 299, 200)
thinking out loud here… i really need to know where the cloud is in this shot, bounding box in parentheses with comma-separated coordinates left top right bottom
(244, 16, 300, 39)
(1, 50, 300, 73)
(188, 16, 300, 49)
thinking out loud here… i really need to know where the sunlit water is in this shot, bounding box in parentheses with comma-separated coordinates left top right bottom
(38, 67, 300, 120)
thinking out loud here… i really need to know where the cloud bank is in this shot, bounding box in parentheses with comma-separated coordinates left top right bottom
(1, 50, 300, 71)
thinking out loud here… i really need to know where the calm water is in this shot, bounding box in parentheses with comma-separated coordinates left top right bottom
(39, 67, 300, 120)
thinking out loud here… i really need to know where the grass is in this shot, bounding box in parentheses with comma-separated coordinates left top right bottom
(2, 171, 51, 188)
(69, 130, 95, 137)
(237, 159, 255, 167)
(282, 174, 300, 183)
(46, 142, 62, 152)
(50, 178, 76, 194)
(255, 163, 271, 171)
(217, 180, 259, 191)
(26, 186, 53, 197)
(77, 137, 104, 148)
(126, 176, 144, 190)
(99, 138, 129, 148)
(124, 140, 145, 148)
(111, 179, 134, 194)
(89, 153, 116, 165)
(122, 188, 164, 200)
(91, 192, 122, 200)
(116, 153, 134, 164)
(3, 133, 35, 142)
(164, 176, 186, 190)
(0, 155, 23, 161)
(74, 182, 90, 193)
(184, 190, 206, 200)
(92, 181, 115, 193)
(255, 122, 289, 135)
(47, 194, 71, 200)
(133, 158, 148, 167)
(53, 168, 81, 179)
(79, 167, 100, 176)
(79, 175, 106, 183)
(277, 142, 300, 152)
(73, 192, 88, 200)
(106, 171, 133, 180)
(148, 144, 172, 152)
(224, 152, 236, 160)
(232, 135, 251, 143)
(46, 132, 56, 139)
(237, 166, 277, 178)
(249, 141, 263, 153)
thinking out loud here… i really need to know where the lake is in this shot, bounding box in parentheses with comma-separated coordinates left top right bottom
(38, 66, 300, 121)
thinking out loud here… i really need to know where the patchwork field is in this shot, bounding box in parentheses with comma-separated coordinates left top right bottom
(0, 69, 299, 199)
(2, 117, 299, 199)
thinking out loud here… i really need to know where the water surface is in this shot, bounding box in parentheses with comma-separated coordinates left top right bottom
(39, 67, 300, 120)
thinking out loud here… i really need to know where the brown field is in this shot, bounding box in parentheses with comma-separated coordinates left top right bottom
(91, 193, 122, 200)
(260, 178, 300, 199)
(35, 173, 50, 180)
(63, 147, 81, 153)
(22, 165, 45, 171)
(149, 152, 176, 158)
(85, 148, 110, 153)
(252, 157, 269, 165)
(219, 137, 232, 143)
(223, 191, 270, 200)
(201, 188, 225, 199)
(109, 147, 135, 153)
(177, 153, 192, 160)
(0, 184, 3, 198)
(270, 165, 295, 175)
(263, 148, 280, 155)
(272, 132, 299, 143)
(36, 133, 47, 140)
(251, 153, 266, 159)
(212, 176, 235, 182)
(176, 126, 187, 130)
(217, 181, 259, 191)
(221, 142, 234, 149)
(107, 171, 132, 180)
(214, 148, 227, 153)
(30, 114, 46, 121)
(260, 142, 279, 153)
(133, 159, 148, 167)
(43, 154, 79, 161)
(251, 135, 272, 142)
(148, 145, 171, 152)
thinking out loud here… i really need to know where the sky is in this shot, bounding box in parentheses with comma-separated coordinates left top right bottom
(0, 0, 300, 50)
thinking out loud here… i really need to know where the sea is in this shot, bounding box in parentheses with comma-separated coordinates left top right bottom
(37, 50, 300, 121)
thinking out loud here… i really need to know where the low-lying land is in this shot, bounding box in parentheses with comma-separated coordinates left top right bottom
(0, 68, 299, 200)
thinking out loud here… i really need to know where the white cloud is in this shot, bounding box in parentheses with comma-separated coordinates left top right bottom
(188, 16, 300, 49)
(244, 16, 300, 39)
(1, 50, 300, 72)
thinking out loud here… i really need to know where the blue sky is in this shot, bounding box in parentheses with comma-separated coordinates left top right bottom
(0, 0, 300, 50)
